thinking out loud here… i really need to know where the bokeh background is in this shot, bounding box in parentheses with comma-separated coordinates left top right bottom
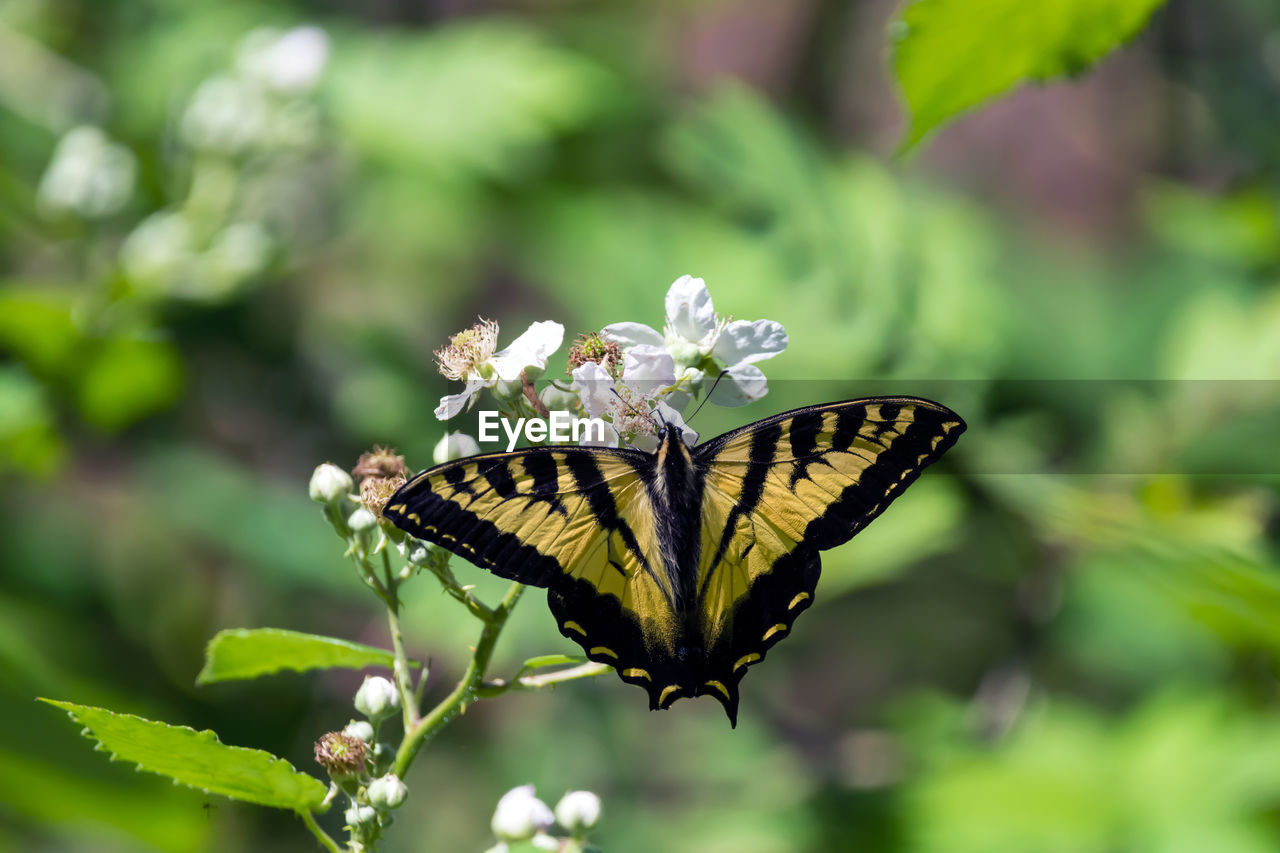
(3, 0, 1280, 850)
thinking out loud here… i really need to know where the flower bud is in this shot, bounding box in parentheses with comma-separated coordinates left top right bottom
(314, 731, 368, 779)
(540, 384, 579, 412)
(368, 773, 408, 810)
(310, 463, 353, 504)
(343, 720, 375, 743)
(354, 675, 401, 722)
(345, 804, 377, 826)
(554, 790, 601, 835)
(491, 784, 554, 842)
(433, 432, 481, 464)
(531, 833, 559, 851)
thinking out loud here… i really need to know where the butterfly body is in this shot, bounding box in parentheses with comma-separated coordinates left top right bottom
(384, 397, 965, 725)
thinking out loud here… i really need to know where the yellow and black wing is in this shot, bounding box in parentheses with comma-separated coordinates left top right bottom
(687, 397, 965, 722)
(381, 447, 687, 706)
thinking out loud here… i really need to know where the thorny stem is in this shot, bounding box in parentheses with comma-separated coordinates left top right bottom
(393, 581, 526, 778)
(300, 808, 343, 853)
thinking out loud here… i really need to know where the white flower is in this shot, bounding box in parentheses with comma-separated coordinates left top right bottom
(37, 126, 136, 219)
(434, 320, 564, 420)
(603, 275, 787, 407)
(238, 26, 329, 95)
(180, 75, 270, 154)
(570, 360, 696, 453)
(433, 431, 481, 464)
(491, 785, 554, 842)
(554, 790, 601, 835)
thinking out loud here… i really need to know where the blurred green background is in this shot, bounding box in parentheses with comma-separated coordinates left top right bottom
(3, 0, 1280, 850)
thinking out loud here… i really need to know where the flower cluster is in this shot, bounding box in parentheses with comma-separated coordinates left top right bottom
(118, 25, 331, 303)
(313, 675, 410, 848)
(485, 785, 602, 853)
(433, 275, 787, 454)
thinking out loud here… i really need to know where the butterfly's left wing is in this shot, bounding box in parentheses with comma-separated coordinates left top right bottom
(689, 397, 965, 723)
(382, 446, 689, 708)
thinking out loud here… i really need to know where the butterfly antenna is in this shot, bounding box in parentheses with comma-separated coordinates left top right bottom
(686, 370, 727, 424)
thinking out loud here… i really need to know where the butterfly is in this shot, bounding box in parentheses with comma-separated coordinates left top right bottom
(383, 396, 964, 725)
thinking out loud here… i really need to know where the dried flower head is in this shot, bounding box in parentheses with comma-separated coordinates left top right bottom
(352, 446, 407, 482)
(435, 318, 500, 381)
(314, 731, 368, 777)
(566, 331, 622, 376)
(361, 475, 406, 517)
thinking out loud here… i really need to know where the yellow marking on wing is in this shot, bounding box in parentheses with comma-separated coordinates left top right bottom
(788, 592, 811, 610)
(589, 646, 618, 660)
(622, 667, 650, 681)
(703, 680, 730, 701)
(762, 623, 788, 642)
(659, 684, 681, 706)
(388, 503, 405, 513)
(408, 513, 421, 523)
(562, 621, 586, 636)
(733, 652, 762, 672)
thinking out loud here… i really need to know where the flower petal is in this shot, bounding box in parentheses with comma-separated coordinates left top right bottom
(664, 275, 717, 345)
(712, 319, 788, 366)
(490, 320, 565, 380)
(434, 381, 485, 420)
(622, 344, 676, 395)
(655, 400, 699, 446)
(570, 362, 616, 418)
(708, 363, 768, 407)
(579, 420, 620, 448)
(602, 322, 663, 350)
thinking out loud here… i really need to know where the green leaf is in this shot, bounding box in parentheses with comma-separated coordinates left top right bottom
(197, 628, 401, 684)
(39, 700, 327, 811)
(520, 653, 587, 671)
(893, 0, 1167, 148)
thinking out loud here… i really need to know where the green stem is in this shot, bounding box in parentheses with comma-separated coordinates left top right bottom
(392, 582, 525, 778)
(300, 809, 343, 853)
(384, 584, 419, 731)
(474, 662, 612, 699)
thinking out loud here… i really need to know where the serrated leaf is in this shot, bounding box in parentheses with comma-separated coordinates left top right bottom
(40, 700, 326, 811)
(893, 0, 1167, 149)
(520, 654, 587, 671)
(197, 628, 401, 684)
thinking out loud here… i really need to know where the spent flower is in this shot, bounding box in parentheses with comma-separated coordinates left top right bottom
(360, 476, 405, 518)
(352, 446, 408, 482)
(435, 320, 565, 419)
(314, 731, 368, 778)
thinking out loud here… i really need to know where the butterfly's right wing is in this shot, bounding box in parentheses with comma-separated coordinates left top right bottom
(383, 446, 685, 708)
(688, 397, 966, 723)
